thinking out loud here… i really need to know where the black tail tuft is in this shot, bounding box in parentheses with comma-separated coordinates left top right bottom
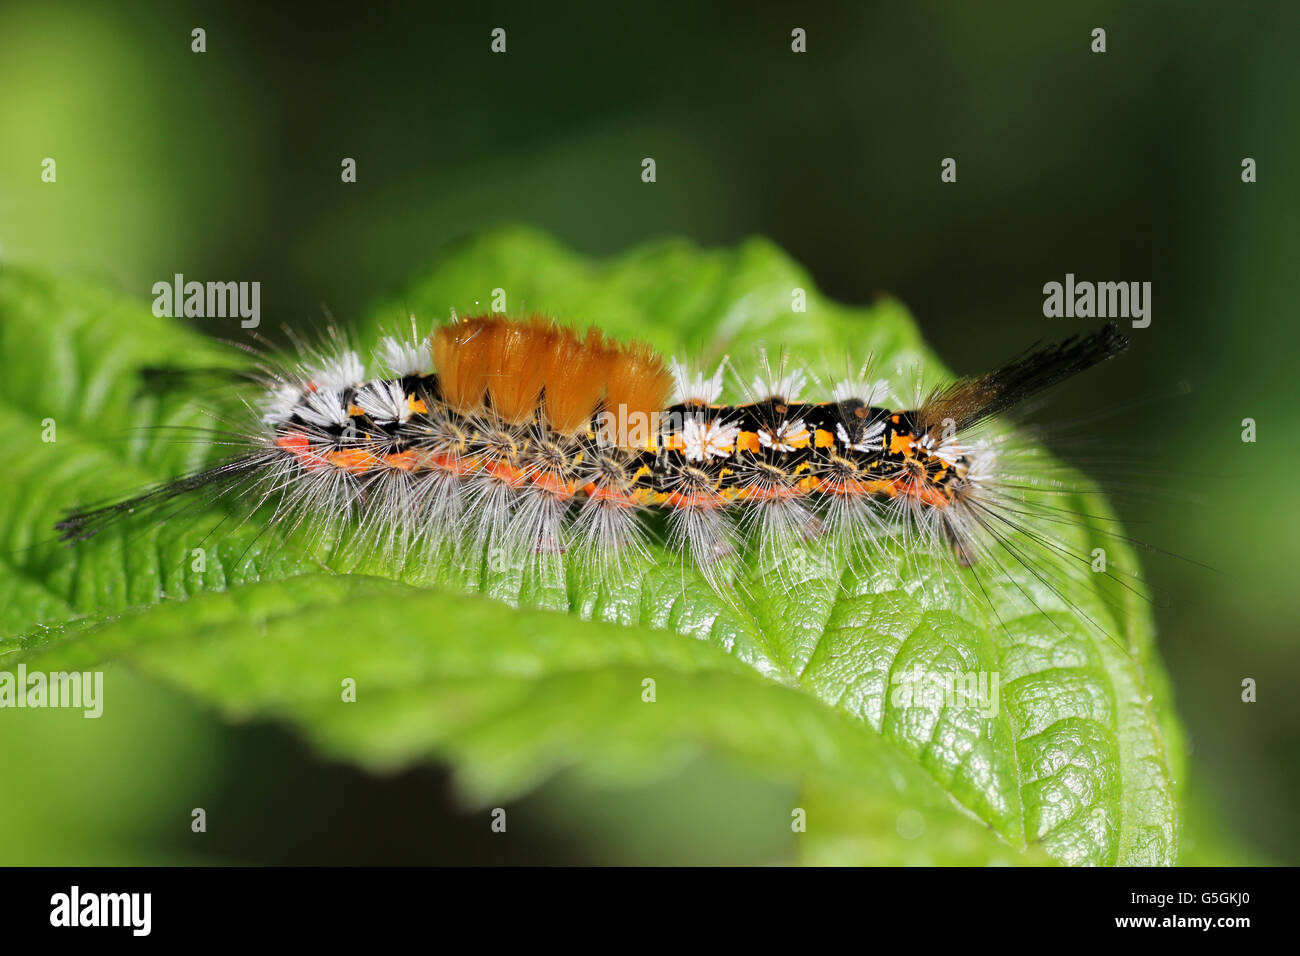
(921, 323, 1129, 432)
(55, 457, 264, 543)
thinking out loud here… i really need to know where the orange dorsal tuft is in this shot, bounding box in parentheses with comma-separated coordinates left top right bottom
(431, 315, 669, 443)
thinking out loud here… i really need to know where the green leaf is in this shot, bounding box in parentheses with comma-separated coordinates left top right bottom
(0, 227, 1184, 864)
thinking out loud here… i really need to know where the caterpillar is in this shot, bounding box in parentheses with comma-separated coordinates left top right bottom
(56, 315, 1132, 630)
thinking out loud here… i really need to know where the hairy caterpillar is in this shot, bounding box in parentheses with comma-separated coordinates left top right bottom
(56, 315, 1132, 632)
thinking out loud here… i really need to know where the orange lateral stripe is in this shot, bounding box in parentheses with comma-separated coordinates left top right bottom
(905, 480, 950, 509)
(811, 477, 899, 498)
(529, 471, 577, 499)
(424, 451, 478, 476)
(582, 483, 639, 507)
(276, 432, 310, 452)
(325, 449, 374, 473)
(662, 492, 724, 510)
(275, 432, 329, 472)
(734, 484, 802, 502)
(484, 459, 525, 486)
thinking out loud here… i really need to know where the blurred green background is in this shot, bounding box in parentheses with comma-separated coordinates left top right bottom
(0, 0, 1295, 864)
